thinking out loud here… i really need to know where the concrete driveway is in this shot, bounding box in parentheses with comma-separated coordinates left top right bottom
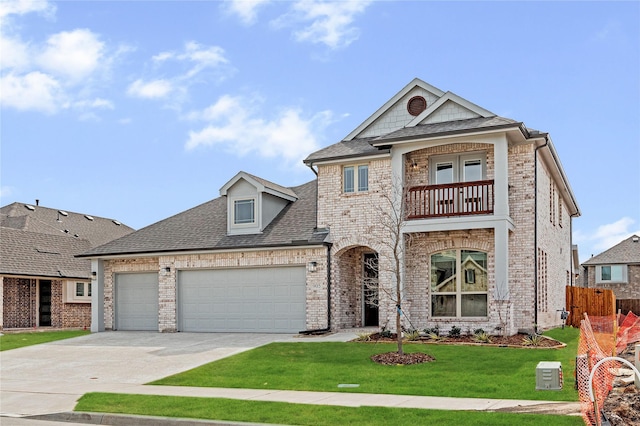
(0, 331, 333, 418)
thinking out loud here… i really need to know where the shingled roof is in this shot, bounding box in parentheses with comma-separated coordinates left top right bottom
(0, 202, 134, 278)
(370, 116, 523, 144)
(0, 203, 134, 247)
(582, 235, 640, 266)
(79, 180, 328, 257)
(304, 117, 527, 165)
(0, 227, 92, 279)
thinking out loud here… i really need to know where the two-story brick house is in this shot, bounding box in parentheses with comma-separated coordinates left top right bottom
(81, 78, 579, 335)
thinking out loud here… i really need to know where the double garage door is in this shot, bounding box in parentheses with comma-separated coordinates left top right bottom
(115, 267, 306, 333)
(179, 266, 306, 333)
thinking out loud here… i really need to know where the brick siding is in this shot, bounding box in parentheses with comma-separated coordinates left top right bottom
(1, 276, 90, 330)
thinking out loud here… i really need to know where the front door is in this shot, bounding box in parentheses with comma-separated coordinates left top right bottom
(39, 280, 52, 327)
(363, 253, 379, 326)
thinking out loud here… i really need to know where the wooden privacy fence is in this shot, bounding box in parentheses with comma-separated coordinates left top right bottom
(566, 286, 616, 328)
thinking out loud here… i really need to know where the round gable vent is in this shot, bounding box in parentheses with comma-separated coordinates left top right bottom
(407, 96, 427, 116)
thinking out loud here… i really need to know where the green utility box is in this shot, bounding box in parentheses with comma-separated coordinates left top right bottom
(536, 361, 563, 390)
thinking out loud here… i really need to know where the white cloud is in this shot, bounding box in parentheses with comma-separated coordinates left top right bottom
(273, 0, 372, 49)
(153, 41, 229, 80)
(225, 0, 271, 25)
(185, 94, 334, 167)
(37, 29, 105, 81)
(127, 79, 173, 99)
(0, 0, 56, 19)
(575, 216, 640, 260)
(0, 71, 64, 113)
(0, 34, 30, 70)
(72, 98, 114, 110)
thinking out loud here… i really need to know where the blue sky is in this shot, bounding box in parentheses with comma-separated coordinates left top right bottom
(1, 0, 638, 262)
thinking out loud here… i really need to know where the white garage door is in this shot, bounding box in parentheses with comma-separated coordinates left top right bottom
(115, 272, 159, 331)
(178, 266, 306, 333)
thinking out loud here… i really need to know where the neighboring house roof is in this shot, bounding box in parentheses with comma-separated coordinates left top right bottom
(0, 227, 91, 279)
(79, 180, 328, 258)
(582, 235, 640, 266)
(0, 202, 134, 247)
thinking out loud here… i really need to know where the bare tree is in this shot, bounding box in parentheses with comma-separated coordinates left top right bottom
(363, 175, 414, 355)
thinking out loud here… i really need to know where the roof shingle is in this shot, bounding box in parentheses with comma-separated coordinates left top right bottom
(80, 180, 327, 257)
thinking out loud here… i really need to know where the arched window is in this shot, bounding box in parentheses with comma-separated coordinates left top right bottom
(430, 249, 488, 317)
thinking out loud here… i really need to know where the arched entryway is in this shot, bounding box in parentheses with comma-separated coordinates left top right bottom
(334, 245, 379, 329)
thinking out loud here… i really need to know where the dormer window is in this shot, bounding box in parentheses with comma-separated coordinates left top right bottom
(234, 199, 255, 225)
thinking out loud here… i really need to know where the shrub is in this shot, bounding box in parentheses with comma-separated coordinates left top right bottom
(472, 331, 492, 343)
(522, 333, 544, 346)
(404, 329, 421, 341)
(355, 333, 372, 342)
(448, 326, 461, 338)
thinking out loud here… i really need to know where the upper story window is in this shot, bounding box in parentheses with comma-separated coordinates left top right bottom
(233, 199, 255, 224)
(431, 249, 488, 318)
(431, 153, 485, 184)
(343, 164, 369, 193)
(596, 265, 627, 284)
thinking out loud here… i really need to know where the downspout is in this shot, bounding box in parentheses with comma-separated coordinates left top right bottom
(534, 138, 549, 333)
(300, 162, 333, 335)
(299, 241, 333, 335)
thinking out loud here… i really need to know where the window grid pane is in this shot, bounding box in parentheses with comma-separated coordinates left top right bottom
(76, 282, 84, 297)
(358, 165, 368, 191)
(234, 199, 255, 224)
(343, 166, 354, 193)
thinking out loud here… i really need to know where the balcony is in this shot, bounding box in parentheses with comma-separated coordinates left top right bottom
(406, 180, 494, 219)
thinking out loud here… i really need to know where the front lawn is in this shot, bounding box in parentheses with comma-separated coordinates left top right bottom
(75, 393, 584, 426)
(153, 327, 579, 402)
(0, 330, 90, 351)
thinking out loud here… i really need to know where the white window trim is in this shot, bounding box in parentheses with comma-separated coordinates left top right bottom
(65, 281, 91, 303)
(231, 197, 257, 228)
(429, 152, 486, 184)
(596, 264, 628, 284)
(430, 249, 488, 318)
(343, 164, 369, 194)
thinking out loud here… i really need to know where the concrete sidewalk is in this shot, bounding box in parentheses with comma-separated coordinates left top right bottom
(75, 383, 584, 414)
(2, 385, 582, 426)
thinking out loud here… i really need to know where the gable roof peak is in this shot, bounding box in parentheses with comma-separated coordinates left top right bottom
(220, 171, 298, 201)
(344, 78, 446, 141)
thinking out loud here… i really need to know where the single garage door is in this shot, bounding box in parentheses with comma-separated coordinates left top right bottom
(115, 272, 159, 331)
(178, 266, 306, 333)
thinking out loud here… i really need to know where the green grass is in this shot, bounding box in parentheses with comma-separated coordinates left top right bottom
(75, 393, 584, 426)
(0, 330, 90, 351)
(152, 327, 579, 402)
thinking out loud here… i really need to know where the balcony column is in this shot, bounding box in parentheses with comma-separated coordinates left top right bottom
(493, 135, 509, 299)
(493, 135, 509, 217)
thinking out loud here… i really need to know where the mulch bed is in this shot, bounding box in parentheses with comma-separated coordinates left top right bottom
(359, 332, 565, 365)
(362, 332, 565, 348)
